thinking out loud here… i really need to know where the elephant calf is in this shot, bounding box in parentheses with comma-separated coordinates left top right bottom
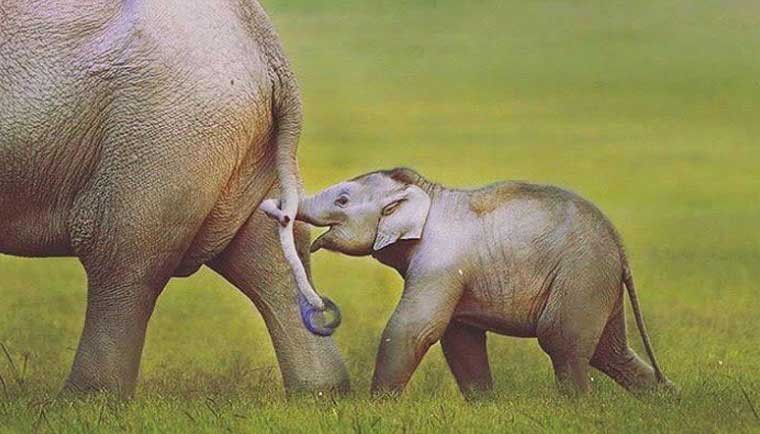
(262, 167, 675, 397)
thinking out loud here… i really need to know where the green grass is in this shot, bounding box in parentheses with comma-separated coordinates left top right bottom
(2, 0, 759, 432)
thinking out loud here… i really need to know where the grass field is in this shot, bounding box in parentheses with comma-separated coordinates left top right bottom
(2, 0, 760, 432)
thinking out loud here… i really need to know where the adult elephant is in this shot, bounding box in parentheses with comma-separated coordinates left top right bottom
(0, 0, 348, 397)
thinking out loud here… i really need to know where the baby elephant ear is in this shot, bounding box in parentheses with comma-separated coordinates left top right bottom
(373, 185, 432, 251)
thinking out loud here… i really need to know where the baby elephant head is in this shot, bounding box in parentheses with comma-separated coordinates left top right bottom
(298, 168, 432, 256)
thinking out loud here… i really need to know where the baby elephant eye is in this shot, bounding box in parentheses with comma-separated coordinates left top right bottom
(335, 195, 349, 207)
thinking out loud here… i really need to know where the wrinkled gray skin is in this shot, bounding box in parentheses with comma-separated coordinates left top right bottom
(272, 168, 675, 398)
(0, 0, 349, 397)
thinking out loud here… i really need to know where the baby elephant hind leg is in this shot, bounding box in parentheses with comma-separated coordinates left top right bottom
(441, 322, 493, 399)
(537, 276, 617, 396)
(547, 354, 592, 396)
(537, 318, 603, 396)
(590, 307, 660, 394)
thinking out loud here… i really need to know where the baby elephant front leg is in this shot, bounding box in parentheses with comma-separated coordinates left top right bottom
(371, 273, 463, 397)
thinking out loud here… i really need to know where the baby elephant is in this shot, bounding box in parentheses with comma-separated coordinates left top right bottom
(262, 168, 674, 397)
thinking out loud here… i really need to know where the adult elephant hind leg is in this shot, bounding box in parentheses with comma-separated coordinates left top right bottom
(208, 203, 350, 396)
(441, 322, 493, 399)
(65, 210, 204, 398)
(590, 307, 661, 394)
(63, 274, 163, 397)
(64, 153, 222, 397)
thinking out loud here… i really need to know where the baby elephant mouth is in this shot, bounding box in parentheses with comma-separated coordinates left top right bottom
(310, 226, 334, 253)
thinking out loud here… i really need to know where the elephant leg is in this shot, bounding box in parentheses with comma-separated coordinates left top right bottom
(440, 322, 493, 399)
(538, 316, 597, 395)
(208, 202, 350, 396)
(65, 195, 204, 397)
(371, 273, 463, 397)
(546, 354, 592, 396)
(537, 274, 618, 396)
(64, 277, 162, 397)
(590, 306, 660, 393)
(63, 147, 223, 396)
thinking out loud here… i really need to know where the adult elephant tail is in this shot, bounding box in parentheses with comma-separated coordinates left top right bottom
(270, 63, 342, 336)
(622, 263, 667, 384)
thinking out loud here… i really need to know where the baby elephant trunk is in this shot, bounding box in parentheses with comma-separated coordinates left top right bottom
(293, 194, 333, 227)
(259, 198, 341, 336)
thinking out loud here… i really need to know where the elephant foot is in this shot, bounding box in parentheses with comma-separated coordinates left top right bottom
(62, 365, 137, 400)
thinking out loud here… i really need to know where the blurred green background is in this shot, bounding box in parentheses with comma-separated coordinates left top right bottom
(1, 0, 759, 432)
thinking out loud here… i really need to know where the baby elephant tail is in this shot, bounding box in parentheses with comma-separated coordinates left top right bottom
(622, 264, 668, 384)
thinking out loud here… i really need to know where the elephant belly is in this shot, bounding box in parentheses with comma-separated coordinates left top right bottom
(453, 282, 548, 338)
(0, 184, 77, 256)
(0, 96, 103, 257)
